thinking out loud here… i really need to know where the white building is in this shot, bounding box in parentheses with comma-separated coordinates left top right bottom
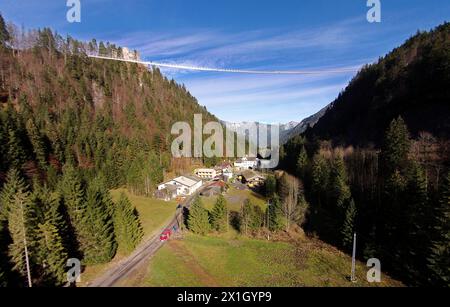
(222, 168, 233, 181)
(234, 156, 259, 170)
(157, 176, 203, 198)
(195, 169, 217, 180)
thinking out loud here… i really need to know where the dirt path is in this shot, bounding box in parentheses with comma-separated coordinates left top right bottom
(167, 240, 219, 287)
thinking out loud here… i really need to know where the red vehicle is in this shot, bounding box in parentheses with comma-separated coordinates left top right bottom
(159, 228, 172, 242)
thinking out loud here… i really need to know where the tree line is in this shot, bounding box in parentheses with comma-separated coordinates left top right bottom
(281, 117, 449, 286)
(0, 166, 143, 287)
(186, 174, 309, 238)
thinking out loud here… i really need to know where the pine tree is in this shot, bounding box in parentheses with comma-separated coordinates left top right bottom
(58, 165, 86, 258)
(240, 199, 252, 235)
(341, 199, 357, 250)
(81, 181, 117, 264)
(296, 146, 308, 179)
(98, 42, 107, 56)
(32, 185, 67, 235)
(249, 205, 264, 230)
(311, 154, 330, 206)
(265, 175, 276, 198)
(59, 166, 85, 224)
(0, 199, 9, 287)
(25, 119, 47, 170)
(210, 195, 228, 233)
(187, 197, 211, 235)
(330, 154, 351, 209)
(427, 172, 450, 286)
(6, 128, 27, 170)
(267, 195, 284, 231)
(1, 169, 35, 287)
(0, 116, 7, 173)
(113, 193, 143, 254)
(31, 184, 70, 286)
(36, 221, 68, 286)
(0, 13, 10, 46)
(404, 163, 430, 284)
(383, 169, 407, 266)
(381, 117, 411, 174)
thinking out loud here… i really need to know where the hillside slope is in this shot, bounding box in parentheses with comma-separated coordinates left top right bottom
(0, 28, 217, 191)
(298, 22, 450, 146)
(0, 24, 218, 287)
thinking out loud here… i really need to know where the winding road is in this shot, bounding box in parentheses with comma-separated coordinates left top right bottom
(88, 187, 205, 287)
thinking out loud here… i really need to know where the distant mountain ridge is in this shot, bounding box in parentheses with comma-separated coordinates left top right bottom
(221, 120, 299, 145)
(280, 104, 332, 143)
(287, 22, 450, 146)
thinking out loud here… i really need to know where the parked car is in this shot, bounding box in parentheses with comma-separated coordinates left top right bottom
(160, 228, 172, 242)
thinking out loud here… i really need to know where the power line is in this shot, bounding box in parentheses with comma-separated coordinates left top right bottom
(88, 54, 360, 76)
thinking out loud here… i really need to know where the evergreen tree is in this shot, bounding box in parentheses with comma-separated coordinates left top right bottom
(381, 117, 411, 174)
(36, 221, 68, 286)
(31, 184, 70, 286)
(0, 13, 10, 46)
(210, 195, 228, 233)
(341, 199, 357, 250)
(2, 169, 35, 287)
(404, 163, 430, 284)
(249, 205, 264, 230)
(265, 175, 276, 198)
(113, 193, 143, 254)
(58, 165, 86, 257)
(98, 42, 107, 56)
(267, 195, 284, 231)
(382, 169, 407, 266)
(0, 116, 7, 173)
(296, 146, 308, 179)
(311, 154, 329, 206)
(25, 119, 47, 170)
(0, 197, 10, 287)
(427, 172, 450, 286)
(240, 199, 252, 235)
(330, 154, 351, 209)
(6, 128, 27, 170)
(81, 181, 117, 264)
(187, 197, 211, 235)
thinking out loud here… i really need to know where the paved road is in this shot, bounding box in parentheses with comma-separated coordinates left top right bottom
(88, 187, 205, 287)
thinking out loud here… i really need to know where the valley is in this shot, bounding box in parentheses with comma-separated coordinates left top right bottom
(0, 3, 449, 290)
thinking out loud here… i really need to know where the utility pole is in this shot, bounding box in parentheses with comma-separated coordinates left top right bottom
(266, 202, 270, 241)
(351, 232, 357, 283)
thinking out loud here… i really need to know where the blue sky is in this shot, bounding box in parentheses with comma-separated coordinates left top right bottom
(1, 0, 449, 123)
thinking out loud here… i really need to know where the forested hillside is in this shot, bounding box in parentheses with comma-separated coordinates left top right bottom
(0, 13, 215, 287)
(301, 22, 450, 146)
(281, 23, 450, 286)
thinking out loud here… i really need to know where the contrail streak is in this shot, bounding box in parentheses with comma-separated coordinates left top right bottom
(88, 54, 360, 75)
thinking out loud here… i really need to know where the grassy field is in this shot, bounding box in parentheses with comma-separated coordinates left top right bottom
(110, 189, 177, 239)
(120, 233, 402, 287)
(79, 188, 177, 286)
(201, 186, 267, 212)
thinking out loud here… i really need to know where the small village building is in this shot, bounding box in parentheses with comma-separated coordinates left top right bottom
(214, 163, 234, 182)
(195, 168, 217, 180)
(222, 168, 233, 181)
(157, 175, 203, 200)
(200, 180, 227, 197)
(238, 170, 265, 188)
(234, 156, 259, 170)
(154, 184, 178, 201)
